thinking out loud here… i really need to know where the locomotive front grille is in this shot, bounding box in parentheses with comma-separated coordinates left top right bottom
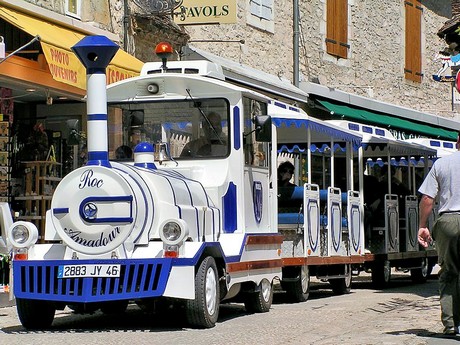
(13, 259, 172, 302)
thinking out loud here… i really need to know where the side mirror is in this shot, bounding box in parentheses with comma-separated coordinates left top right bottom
(254, 115, 272, 142)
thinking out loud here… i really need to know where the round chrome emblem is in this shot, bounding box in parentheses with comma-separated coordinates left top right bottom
(83, 202, 98, 219)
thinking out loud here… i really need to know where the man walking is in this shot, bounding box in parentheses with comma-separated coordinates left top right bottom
(418, 132, 460, 335)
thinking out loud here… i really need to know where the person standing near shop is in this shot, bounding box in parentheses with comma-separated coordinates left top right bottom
(418, 131, 460, 336)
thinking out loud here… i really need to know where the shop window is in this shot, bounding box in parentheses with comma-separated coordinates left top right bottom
(247, 0, 274, 33)
(65, 0, 81, 19)
(404, 0, 423, 83)
(326, 0, 349, 59)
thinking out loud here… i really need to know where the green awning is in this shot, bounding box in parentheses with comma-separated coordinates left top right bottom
(318, 99, 458, 141)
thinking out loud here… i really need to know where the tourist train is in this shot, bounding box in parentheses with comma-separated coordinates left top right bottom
(0, 36, 448, 329)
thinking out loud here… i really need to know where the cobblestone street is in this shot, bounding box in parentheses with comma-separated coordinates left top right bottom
(1, 272, 458, 345)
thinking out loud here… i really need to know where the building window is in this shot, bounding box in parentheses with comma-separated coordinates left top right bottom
(247, 0, 274, 33)
(404, 0, 423, 83)
(65, 0, 81, 19)
(250, 0, 273, 21)
(326, 0, 349, 59)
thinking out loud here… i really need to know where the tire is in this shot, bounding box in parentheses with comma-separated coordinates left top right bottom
(282, 265, 310, 302)
(186, 256, 220, 328)
(371, 260, 391, 289)
(329, 264, 352, 295)
(244, 279, 273, 313)
(16, 298, 55, 329)
(410, 258, 429, 284)
(101, 300, 129, 314)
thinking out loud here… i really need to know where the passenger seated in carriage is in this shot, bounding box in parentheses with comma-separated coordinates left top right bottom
(277, 161, 302, 212)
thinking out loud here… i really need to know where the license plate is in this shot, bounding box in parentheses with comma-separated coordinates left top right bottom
(57, 264, 121, 278)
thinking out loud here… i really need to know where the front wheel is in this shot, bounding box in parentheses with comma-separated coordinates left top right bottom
(186, 256, 220, 328)
(244, 279, 273, 313)
(16, 298, 55, 329)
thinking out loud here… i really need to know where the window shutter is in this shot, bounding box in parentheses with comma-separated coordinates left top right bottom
(405, 0, 423, 82)
(326, 0, 349, 59)
(250, 0, 262, 17)
(261, 0, 274, 21)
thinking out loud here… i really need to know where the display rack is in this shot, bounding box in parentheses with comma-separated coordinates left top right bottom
(15, 161, 61, 240)
(0, 121, 10, 204)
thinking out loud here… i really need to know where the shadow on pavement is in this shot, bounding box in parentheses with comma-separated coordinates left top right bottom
(1, 302, 250, 334)
(387, 328, 460, 342)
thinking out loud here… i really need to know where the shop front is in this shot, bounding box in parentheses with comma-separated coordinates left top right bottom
(0, 2, 143, 233)
(302, 82, 460, 141)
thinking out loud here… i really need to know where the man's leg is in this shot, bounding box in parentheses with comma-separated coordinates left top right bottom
(433, 215, 460, 332)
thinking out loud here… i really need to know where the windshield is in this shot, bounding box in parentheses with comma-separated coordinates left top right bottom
(108, 98, 230, 159)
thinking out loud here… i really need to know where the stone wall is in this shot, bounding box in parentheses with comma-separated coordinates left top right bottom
(23, 0, 460, 121)
(30, 0, 124, 37)
(182, 0, 459, 120)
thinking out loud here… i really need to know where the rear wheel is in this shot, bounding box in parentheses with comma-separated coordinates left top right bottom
(244, 279, 273, 313)
(329, 264, 352, 295)
(186, 256, 220, 328)
(16, 298, 55, 329)
(282, 265, 310, 302)
(372, 260, 391, 289)
(410, 258, 429, 283)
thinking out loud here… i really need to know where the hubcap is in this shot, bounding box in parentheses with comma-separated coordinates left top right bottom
(261, 279, 271, 302)
(344, 264, 351, 287)
(383, 260, 391, 282)
(301, 266, 309, 293)
(205, 267, 217, 315)
(420, 258, 428, 277)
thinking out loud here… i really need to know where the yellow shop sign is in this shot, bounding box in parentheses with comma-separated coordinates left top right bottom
(174, 0, 237, 25)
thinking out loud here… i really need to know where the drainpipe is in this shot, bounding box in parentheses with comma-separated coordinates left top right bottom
(293, 0, 300, 87)
(123, 0, 129, 51)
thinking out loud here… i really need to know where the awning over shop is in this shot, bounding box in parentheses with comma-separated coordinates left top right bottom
(317, 99, 458, 141)
(0, 6, 144, 90)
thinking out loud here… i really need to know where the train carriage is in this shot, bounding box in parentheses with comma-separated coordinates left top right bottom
(270, 104, 364, 301)
(0, 37, 445, 329)
(329, 120, 438, 287)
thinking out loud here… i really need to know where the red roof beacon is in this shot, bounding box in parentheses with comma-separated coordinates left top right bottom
(155, 42, 173, 72)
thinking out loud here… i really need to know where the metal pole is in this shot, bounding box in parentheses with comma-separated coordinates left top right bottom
(293, 0, 300, 87)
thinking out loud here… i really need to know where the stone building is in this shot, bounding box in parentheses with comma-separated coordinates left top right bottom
(11, 1, 460, 124)
(182, 1, 458, 124)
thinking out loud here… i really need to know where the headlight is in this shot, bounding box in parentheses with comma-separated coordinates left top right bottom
(163, 222, 181, 241)
(159, 219, 189, 245)
(7, 221, 39, 248)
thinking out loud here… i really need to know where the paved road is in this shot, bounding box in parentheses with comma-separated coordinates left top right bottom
(1, 271, 460, 345)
